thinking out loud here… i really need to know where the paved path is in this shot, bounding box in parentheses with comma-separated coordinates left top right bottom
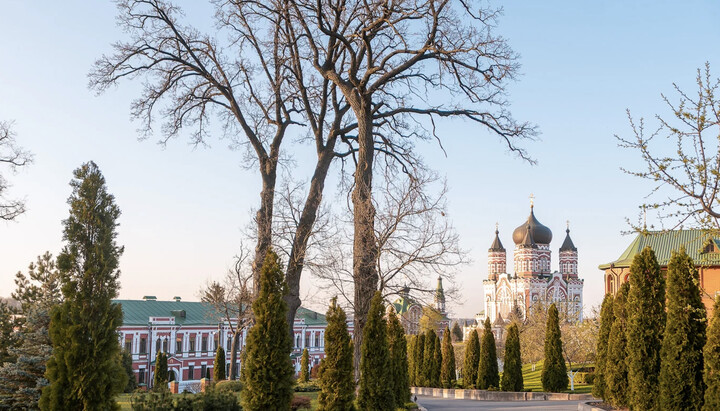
(415, 395, 581, 410)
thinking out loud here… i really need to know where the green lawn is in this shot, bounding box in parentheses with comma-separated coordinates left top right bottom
(118, 389, 321, 410)
(521, 362, 593, 394)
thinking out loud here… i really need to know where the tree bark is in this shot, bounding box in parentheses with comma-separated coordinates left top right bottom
(252, 158, 278, 296)
(229, 329, 241, 380)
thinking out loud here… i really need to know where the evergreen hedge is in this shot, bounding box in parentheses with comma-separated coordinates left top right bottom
(300, 348, 310, 383)
(501, 323, 523, 392)
(605, 283, 629, 409)
(357, 291, 393, 410)
(422, 330, 437, 387)
(317, 297, 354, 411)
(463, 329, 480, 389)
(214, 346, 226, 381)
(432, 332, 442, 387)
(541, 303, 567, 392)
(388, 308, 410, 407)
(440, 327, 456, 388)
(592, 293, 614, 400)
(477, 317, 499, 389)
(414, 333, 426, 387)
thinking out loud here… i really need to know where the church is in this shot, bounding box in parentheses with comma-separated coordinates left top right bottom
(480, 203, 584, 326)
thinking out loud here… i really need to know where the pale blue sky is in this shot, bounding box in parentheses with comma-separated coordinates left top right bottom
(1, 1, 718, 317)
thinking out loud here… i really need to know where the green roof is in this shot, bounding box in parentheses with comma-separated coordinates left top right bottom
(114, 299, 327, 327)
(599, 230, 720, 270)
(393, 296, 416, 316)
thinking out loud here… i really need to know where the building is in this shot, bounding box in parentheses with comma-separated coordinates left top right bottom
(115, 297, 351, 392)
(392, 277, 450, 336)
(599, 229, 720, 313)
(481, 204, 584, 325)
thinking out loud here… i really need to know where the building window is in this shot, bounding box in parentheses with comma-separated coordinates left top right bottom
(227, 337, 232, 352)
(201, 336, 208, 352)
(188, 365, 195, 380)
(140, 337, 147, 354)
(189, 335, 196, 352)
(124, 339, 132, 353)
(176, 335, 183, 353)
(162, 339, 168, 353)
(201, 364, 207, 379)
(138, 369, 146, 384)
(156, 338, 162, 353)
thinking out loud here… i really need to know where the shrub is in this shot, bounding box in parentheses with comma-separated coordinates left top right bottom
(574, 372, 595, 385)
(215, 380, 243, 393)
(310, 364, 320, 379)
(291, 395, 311, 410)
(131, 388, 240, 410)
(294, 381, 321, 392)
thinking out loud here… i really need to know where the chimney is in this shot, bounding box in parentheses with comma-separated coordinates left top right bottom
(173, 296, 182, 302)
(142, 296, 157, 301)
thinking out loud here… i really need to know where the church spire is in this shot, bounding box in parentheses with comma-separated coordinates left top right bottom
(435, 276, 446, 313)
(489, 223, 505, 251)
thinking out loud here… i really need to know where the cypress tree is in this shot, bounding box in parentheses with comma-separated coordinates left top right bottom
(452, 322, 463, 342)
(387, 308, 410, 407)
(659, 248, 707, 410)
(317, 297, 354, 411)
(541, 303, 568, 392)
(40, 162, 126, 411)
(440, 327, 456, 388)
(477, 317, 499, 390)
(240, 249, 294, 411)
(606, 283, 630, 409)
(300, 348, 310, 383)
(463, 329, 480, 388)
(121, 350, 136, 393)
(592, 293, 615, 400)
(407, 335, 416, 387)
(414, 333, 426, 387)
(154, 351, 168, 389)
(358, 291, 393, 411)
(432, 332, 442, 387)
(501, 323, 523, 392)
(422, 330, 437, 387)
(626, 246, 665, 411)
(704, 297, 720, 410)
(214, 346, 226, 381)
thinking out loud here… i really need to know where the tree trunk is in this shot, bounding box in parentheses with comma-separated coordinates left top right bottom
(351, 98, 379, 380)
(252, 158, 278, 296)
(284, 149, 335, 337)
(229, 329, 241, 380)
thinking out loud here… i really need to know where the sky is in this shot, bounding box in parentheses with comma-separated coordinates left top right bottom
(1, 1, 719, 318)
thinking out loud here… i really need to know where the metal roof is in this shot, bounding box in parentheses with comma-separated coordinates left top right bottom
(598, 230, 720, 270)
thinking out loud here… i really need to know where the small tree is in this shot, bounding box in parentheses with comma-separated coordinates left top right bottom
(626, 246, 666, 411)
(240, 249, 294, 410)
(606, 283, 630, 409)
(388, 308, 410, 407)
(317, 297, 354, 411)
(477, 318, 499, 389)
(592, 294, 615, 400)
(440, 327, 456, 388)
(451, 322, 464, 343)
(414, 333, 426, 387)
(407, 335, 417, 387)
(432, 332, 442, 388)
(154, 352, 168, 389)
(300, 348, 310, 383)
(357, 291, 393, 411)
(501, 323, 523, 392)
(704, 297, 720, 410)
(463, 329, 480, 389)
(659, 248, 707, 410)
(422, 330, 438, 387)
(214, 346, 226, 381)
(541, 304, 568, 392)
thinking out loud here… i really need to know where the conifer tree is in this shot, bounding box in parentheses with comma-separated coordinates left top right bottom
(214, 346, 226, 381)
(477, 317, 499, 390)
(154, 352, 168, 389)
(39, 162, 126, 410)
(407, 335, 416, 387)
(414, 333, 426, 387)
(422, 330, 437, 387)
(704, 297, 720, 411)
(240, 249, 294, 411)
(452, 322, 464, 342)
(606, 283, 630, 409)
(626, 246, 665, 411)
(387, 308, 410, 407)
(659, 248, 706, 410)
(317, 297, 354, 411)
(501, 323, 523, 392)
(121, 349, 136, 393)
(358, 291, 393, 411)
(592, 294, 614, 400)
(463, 329, 480, 388)
(432, 332, 442, 387)
(300, 348, 310, 383)
(541, 303, 567, 392)
(440, 327, 456, 388)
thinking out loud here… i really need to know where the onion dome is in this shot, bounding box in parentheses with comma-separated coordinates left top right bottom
(517, 223, 538, 249)
(489, 228, 505, 252)
(560, 228, 577, 252)
(512, 206, 553, 245)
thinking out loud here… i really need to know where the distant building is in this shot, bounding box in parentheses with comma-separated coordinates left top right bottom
(600, 229, 720, 313)
(115, 297, 350, 392)
(392, 277, 450, 336)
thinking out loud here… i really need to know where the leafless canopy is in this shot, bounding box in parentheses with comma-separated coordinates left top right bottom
(0, 121, 33, 221)
(618, 63, 720, 231)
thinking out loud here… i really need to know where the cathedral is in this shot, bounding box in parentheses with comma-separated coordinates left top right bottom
(481, 203, 584, 325)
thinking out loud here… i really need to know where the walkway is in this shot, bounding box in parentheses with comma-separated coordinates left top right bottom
(416, 395, 582, 410)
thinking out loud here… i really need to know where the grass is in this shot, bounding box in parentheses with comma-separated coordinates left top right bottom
(521, 362, 593, 394)
(295, 390, 320, 409)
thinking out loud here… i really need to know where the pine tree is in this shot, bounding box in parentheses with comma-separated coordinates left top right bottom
(240, 249, 294, 411)
(463, 329, 480, 388)
(422, 329, 437, 387)
(407, 335, 416, 387)
(658, 248, 706, 410)
(357, 291, 393, 411)
(414, 333, 426, 387)
(592, 293, 615, 400)
(605, 283, 629, 409)
(451, 322, 464, 342)
(440, 327, 456, 388)
(477, 317, 499, 390)
(317, 297, 355, 411)
(0, 302, 19, 366)
(300, 348, 310, 383)
(501, 323, 523, 392)
(154, 351, 168, 389)
(704, 297, 720, 411)
(122, 350, 136, 393)
(541, 303, 568, 392)
(626, 246, 665, 411)
(387, 308, 410, 407)
(214, 346, 226, 381)
(40, 162, 127, 411)
(432, 332, 442, 387)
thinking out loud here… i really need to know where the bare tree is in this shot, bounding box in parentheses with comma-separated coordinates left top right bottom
(288, 0, 537, 369)
(561, 312, 598, 391)
(618, 63, 720, 231)
(0, 121, 33, 221)
(200, 247, 253, 380)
